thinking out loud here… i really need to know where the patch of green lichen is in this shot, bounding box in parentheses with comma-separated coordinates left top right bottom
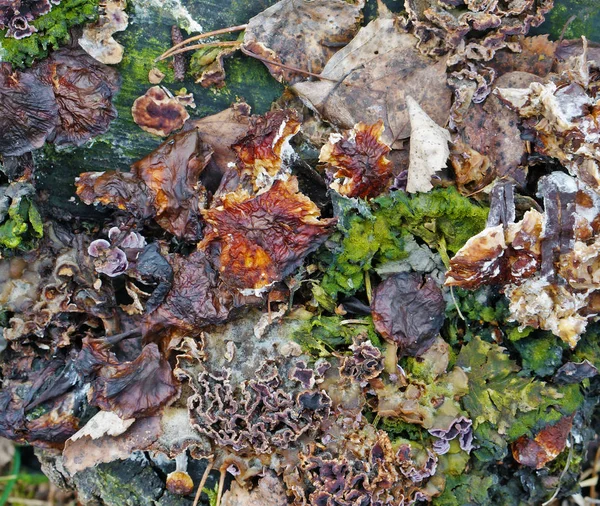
(319, 188, 488, 298)
(0, 0, 100, 68)
(0, 194, 43, 252)
(457, 336, 584, 462)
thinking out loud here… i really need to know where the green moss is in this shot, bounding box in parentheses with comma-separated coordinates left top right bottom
(0, 186, 44, 252)
(0, 0, 100, 67)
(536, 0, 600, 42)
(320, 188, 488, 297)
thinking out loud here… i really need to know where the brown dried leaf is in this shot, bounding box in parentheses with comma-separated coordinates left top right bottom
(243, 0, 365, 84)
(184, 103, 252, 182)
(293, 17, 451, 148)
(371, 273, 445, 357)
(512, 415, 573, 469)
(319, 120, 393, 199)
(131, 128, 211, 241)
(132, 86, 189, 137)
(200, 176, 335, 291)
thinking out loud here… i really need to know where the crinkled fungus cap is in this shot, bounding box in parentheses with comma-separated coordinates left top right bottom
(371, 272, 445, 357)
(0, 63, 58, 157)
(132, 86, 190, 137)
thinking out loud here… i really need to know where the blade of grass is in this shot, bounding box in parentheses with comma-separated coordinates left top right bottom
(0, 448, 21, 506)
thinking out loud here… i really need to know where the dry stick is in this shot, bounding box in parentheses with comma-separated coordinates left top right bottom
(157, 24, 248, 60)
(591, 445, 600, 499)
(240, 46, 337, 81)
(160, 41, 242, 60)
(215, 466, 227, 506)
(192, 459, 214, 506)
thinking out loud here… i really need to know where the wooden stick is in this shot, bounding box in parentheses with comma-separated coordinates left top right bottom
(157, 24, 247, 61)
(241, 46, 336, 81)
(158, 41, 242, 61)
(215, 467, 226, 506)
(192, 459, 214, 506)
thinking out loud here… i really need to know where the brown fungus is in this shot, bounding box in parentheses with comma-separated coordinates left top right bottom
(200, 176, 335, 292)
(132, 86, 190, 137)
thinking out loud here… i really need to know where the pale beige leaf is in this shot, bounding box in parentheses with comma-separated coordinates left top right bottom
(405, 96, 451, 193)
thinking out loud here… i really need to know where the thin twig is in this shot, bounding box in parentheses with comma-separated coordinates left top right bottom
(157, 41, 242, 61)
(215, 467, 226, 506)
(542, 436, 574, 506)
(192, 459, 214, 506)
(157, 24, 247, 60)
(240, 46, 337, 81)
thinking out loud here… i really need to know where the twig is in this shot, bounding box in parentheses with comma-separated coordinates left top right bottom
(158, 41, 242, 60)
(591, 445, 600, 499)
(157, 24, 247, 61)
(559, 15, 577, 43)
(5, 499, 52, 505)
(215, 467, 226, 506)
(192, 459, 214, 506)
(240, 46, 337, 81)
(542, 436, 574, 506)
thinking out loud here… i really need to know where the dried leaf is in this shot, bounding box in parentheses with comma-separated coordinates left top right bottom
(293, 17, 451, 148)
(405, 96, 451, 194)
(371, 272, 445, 357)
(69, 411, 135, 441)
(131, 128, 211, 241)
(200, 177, 335, 292)
(243, 0, 365, 84)
(221, 471, 288, 506)
(319, 120, 393, 199)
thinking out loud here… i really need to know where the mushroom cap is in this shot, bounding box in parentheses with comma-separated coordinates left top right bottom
(166, 470, 194, 496)
(131, 86, 189, 137)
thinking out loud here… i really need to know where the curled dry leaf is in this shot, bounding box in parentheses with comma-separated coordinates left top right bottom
(131, 128, 211, 241)
(232, 109, 300, 187)
(405, 96, 451, 194)
(186, 102, 252, 174)
(243, 0, 365, 84)
(512, 415, 573, 469)
(132, 86, 190, 137)
(0, 63, 58, 157)
(78, 129, 211, 241)
(293, 17, 451, 149)
(78, 0, 128, 64)
(319, 120, 393, 199)
(34, 48, 120, 147)
(371, 272, 445, 357)
(69, 411, 135, 442)
(200, 176, 335, 292)
(190, 41, 240, 89)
